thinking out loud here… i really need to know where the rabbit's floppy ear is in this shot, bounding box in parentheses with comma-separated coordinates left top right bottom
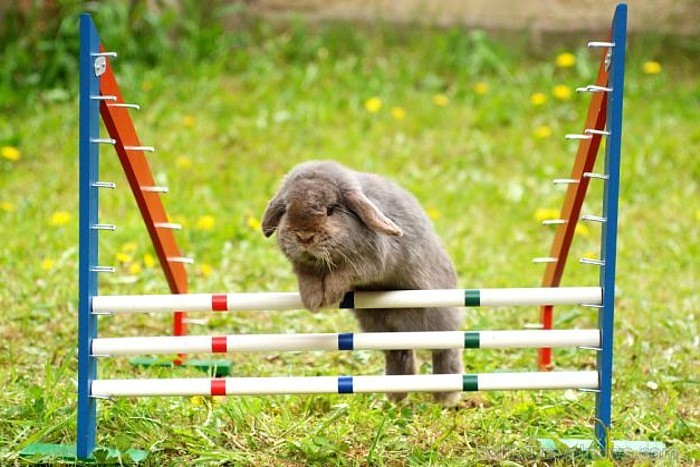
(262, 193, 286, 237)
(344, 189, 403, 237)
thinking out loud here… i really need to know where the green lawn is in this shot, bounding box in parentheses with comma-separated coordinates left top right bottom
(1, 12, 698, 466)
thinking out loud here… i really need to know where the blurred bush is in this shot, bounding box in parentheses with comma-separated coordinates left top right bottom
(0, 0, 247, 103)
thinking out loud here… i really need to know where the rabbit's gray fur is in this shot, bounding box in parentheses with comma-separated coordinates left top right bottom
(262, 161, 463, 406)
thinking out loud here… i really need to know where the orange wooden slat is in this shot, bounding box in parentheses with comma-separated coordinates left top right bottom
(539, 41, 612, 369)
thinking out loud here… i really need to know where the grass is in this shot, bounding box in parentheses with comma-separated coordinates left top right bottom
(1, 11, 699, 466)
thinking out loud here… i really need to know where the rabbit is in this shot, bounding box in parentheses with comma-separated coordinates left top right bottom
(262, 161, 463, 407)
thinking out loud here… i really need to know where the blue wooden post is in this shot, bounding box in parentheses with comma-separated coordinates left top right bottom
(77, 13, 101, 460)
(595, 3, 627, 455)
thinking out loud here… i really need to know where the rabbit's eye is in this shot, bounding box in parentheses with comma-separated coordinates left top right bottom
(326, 204, 335, 216)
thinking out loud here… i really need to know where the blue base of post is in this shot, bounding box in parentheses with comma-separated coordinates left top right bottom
(20, 443, 149, 463)
(538, 438, 666, 458)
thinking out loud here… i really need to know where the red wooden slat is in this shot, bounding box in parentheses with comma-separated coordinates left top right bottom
(98, 44, 188, 337)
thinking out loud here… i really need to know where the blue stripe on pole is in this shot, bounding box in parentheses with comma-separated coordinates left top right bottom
(339, 292, 354, 309)
(338, 376, 354, 394)
(338, 333, 354, 350)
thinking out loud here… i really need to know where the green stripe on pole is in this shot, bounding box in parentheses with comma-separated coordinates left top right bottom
(464, 332, 480, 349)
(464, 290, 480, 306)
(462, 374, 479, 391)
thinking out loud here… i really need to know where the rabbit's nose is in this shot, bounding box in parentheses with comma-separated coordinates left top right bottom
(294, 231, 316, 244)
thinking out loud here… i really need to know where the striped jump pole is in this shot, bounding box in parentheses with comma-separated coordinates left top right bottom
(91, 329, 600, 356)
(91, 371, 599, 398)
(91, 287, 602, 314)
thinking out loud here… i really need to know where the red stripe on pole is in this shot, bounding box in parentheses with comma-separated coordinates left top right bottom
(210, 379, 226, 396)
(212, 294, 228, 311)
(211, 336, 228, 353)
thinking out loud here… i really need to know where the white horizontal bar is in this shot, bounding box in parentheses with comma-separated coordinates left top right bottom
(477, 371, 597, 390)
(565, 134, 593, 140)
(90, 371, 599, 397)
(91, 330, 600, 356)
(91, 287, 602, 314)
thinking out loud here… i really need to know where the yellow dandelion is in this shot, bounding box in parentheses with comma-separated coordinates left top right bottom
(190, 396, 204, 406)
(534, 208, 560, 222)
(364, 97, 382, 113)
(555, 52, 576, 68)
(128, 262, 142, 275)
(50, 211, 71, 226)
(473, 82, 489, 95)
(390, 106, 406, 120)
(553, 84, 573, 101)
(143, 253, 156, 268)
(1, 146, 21, 161)
(530, 93, 548, 106)
(575, 223, 591, 237)
(247, 215, 262, 231)
(426, 207, 443, 221)
(199, 263, 213, 278)
(182, 115, 195, 128)
(642, 61, 662, 75)
(176, 156, 193, 170)
(41, 259, 55, 271)
(432, 94, 449, 107)
(141, 80, 153, 91)
(121, 242, 138, 253)
(533, 126, 552, 139)
(582, 251, 598, 260)
(196, 215, 216, 231)
(1, 201, 15, 212)
(115, 252, 132, 264)
(696, 210, 700, 221)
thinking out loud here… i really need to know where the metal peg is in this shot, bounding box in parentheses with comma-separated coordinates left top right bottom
(581, 214, 607, 223)
(154, 222, 182, 230)
(123, 145, 155, 152)
(577, 346, 603, 352)
(533, 257, 557, 264)
(577, 85, 612, 93)
(542, 219, 566, 225)
(91, 266, 116, 273)
(91, 138, 116, 145)
(580, 257, 605, 266)
(583, 172, 609, 180)
(553, 178, 579, 185)
(587, 41, 615, 48)
(168, 256, 195, 264)
(91, 52, 118, 58)
(90, 394, 113, 400)
(581, 304, 604, 309)
(107, 103, 141, 110)
(91, 224, 117, 231)
(565, 134, 592, 140)
(141, 186, 169, 193)
(578, 388, 601, 393)
(90, 95, 117, 101)
(92, 181, 116, 189)
(584, 128, 611, 136)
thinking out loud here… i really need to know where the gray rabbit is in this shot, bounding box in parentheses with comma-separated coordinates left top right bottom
(262, 161, 463, 406)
